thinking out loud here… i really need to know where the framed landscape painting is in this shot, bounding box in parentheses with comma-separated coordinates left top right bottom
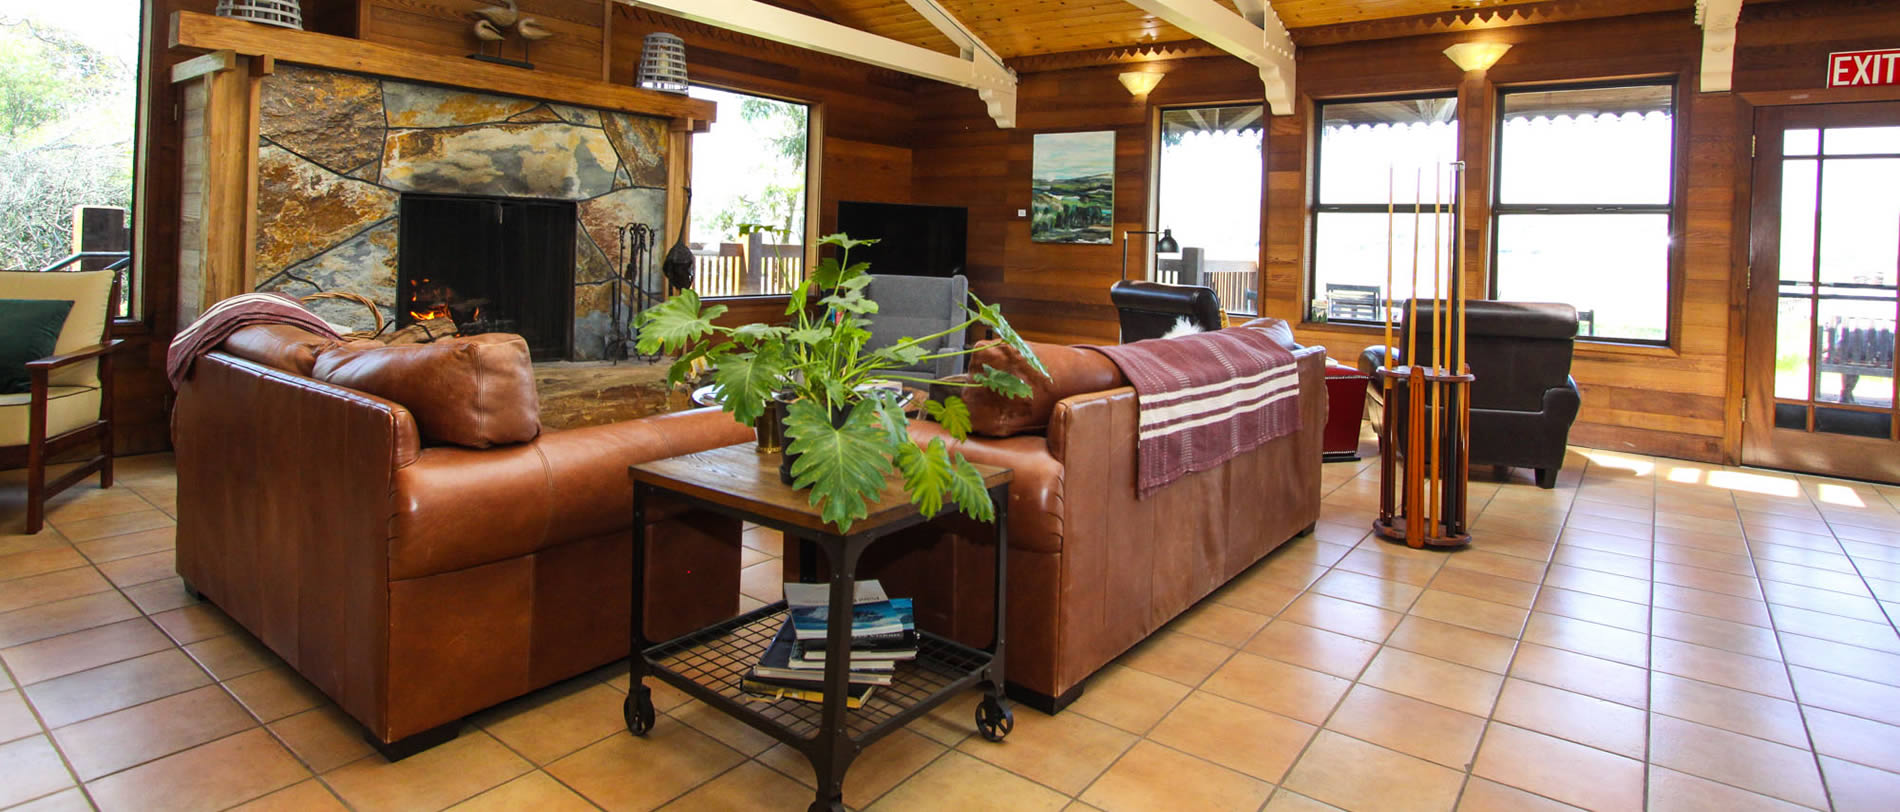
(1031, 131, 1114, 244)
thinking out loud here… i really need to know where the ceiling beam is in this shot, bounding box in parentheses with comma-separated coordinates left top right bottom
(1231, 0, 1266, 27)
(618, 0, 1017, 127)
(901, 0, 1002, 65)
(1120, 0, 1297, 115)
(1695, 0, 1744, 92)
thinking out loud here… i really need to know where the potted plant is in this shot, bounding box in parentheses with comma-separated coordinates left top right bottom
(635, 234, 1046, 531)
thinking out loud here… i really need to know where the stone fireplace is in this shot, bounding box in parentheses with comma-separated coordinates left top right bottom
(250, 64, 671, 361)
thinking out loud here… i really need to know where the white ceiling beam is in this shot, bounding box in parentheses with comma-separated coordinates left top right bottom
(1121, 0, 1297, 115)
(619, 0, 1016, 127)
(1695, 0, 1744, 93)
(901, 0, 1002, 65)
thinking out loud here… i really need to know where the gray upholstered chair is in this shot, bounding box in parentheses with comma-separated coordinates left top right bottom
(865, 274, 970, 379)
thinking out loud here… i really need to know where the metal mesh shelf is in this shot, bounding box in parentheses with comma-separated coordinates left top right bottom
(643, 602, 992, 742)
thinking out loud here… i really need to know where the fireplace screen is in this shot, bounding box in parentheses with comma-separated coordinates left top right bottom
(397, 194, 576, 360)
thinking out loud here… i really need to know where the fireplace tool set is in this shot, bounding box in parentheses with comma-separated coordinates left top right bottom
(612, 222, 663, 363)
(1373, 162, 1474, 549)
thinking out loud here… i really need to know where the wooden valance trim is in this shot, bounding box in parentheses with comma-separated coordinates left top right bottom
(168, 11, 716, 126)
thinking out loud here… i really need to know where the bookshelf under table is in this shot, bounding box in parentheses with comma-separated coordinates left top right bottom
(628, 444, 1015, 812)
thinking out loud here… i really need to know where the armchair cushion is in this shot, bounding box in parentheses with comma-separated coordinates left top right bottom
(865, 274, 969, 378)
(313, 333, 541, 448)
(0, 270, 114, 389)
(0, 386, 100, 446)
(0, 299, 74, 393)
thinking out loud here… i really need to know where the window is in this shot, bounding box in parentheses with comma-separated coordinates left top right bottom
(1493, 82, 1676, 342)
(1155, 104, 1264, 314)
(687, 86, 810, 298)
(1, 2, 140, 318)
(1310, 95, 1459, 324)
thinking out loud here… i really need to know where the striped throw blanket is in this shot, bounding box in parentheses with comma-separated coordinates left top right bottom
(166, 293, 342, 388)
(1091, 327, 1300, 496)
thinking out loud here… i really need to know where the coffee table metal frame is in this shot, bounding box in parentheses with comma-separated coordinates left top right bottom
(626, 462, 1013, 812)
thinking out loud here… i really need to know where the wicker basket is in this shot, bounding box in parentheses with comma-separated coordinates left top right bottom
(299, 292, 387, 340)
(214, 0, 303, 30)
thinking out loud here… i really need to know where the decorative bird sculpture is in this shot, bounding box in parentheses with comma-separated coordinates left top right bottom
(472, 19, 504, 41)
(472, 0, 517, 28)
(516, 17, 551, 41)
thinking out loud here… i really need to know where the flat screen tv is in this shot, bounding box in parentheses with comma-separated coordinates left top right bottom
(836, 201, 967, 278)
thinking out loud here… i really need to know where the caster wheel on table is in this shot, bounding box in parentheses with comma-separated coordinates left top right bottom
(624, 686, 656, 736)
(807, 800, 845, 812)
(975, 697, 1014, 742)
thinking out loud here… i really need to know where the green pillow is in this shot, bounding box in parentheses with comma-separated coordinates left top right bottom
(0, 299, 75, 394)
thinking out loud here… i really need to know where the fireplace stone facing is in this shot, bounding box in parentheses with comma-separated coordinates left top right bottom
(252, 64, 669, 361)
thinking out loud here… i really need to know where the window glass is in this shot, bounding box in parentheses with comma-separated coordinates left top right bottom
(688, 86, 810, 297)
(1, 2, 139, 317)
(1494, 83, 1676, 342)
(1156, 104, 1264, 314)
(1310, 96, 1458, 323)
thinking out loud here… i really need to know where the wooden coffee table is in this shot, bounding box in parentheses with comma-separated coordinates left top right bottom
(625, 444, 1014, 812)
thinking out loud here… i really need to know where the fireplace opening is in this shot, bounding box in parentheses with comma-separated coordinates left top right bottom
(397, 194, 576, 360)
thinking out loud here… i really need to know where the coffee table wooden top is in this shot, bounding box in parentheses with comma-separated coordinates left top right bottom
(631, 443, 1012, 535)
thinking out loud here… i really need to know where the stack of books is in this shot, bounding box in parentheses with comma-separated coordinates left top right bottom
(741, 580, 918, 708)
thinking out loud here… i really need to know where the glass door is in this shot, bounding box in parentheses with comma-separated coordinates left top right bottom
(1745, 103, 1900, 483)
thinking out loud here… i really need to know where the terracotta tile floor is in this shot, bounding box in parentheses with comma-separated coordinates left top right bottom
(5, 444, 1900, 811)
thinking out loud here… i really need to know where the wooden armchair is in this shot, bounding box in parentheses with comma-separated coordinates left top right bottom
(1, 270, 124, 533)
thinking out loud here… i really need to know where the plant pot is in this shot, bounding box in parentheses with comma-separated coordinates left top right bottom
(776, 401, 851, 486)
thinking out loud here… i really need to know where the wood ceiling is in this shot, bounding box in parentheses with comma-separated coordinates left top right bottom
(793, 0, 1695, 62)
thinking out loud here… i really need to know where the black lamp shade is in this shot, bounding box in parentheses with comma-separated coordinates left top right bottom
(1156, 228, 1180, 254)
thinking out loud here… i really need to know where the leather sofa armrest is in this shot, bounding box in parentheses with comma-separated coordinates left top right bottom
(1358, 345, 1389, 378)
(908, 421, 1067, 555)
(1546, 376, 1582, 425)
(534, 407, 755, 542)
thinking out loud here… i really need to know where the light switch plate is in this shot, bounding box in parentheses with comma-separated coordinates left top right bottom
(1017, 209, 1027, 217)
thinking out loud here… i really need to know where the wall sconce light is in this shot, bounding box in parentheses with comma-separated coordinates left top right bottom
(1442, 42, 1512, 73)
(1118, 71, 1164, 97)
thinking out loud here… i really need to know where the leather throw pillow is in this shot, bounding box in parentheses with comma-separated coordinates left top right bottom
(957, 340, 1125, 437)
(313, 333, 541, 448)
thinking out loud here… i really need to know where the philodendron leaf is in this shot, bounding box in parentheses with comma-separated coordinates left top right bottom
(894, 438, 956, 518)
(817, 233, 881, 251)
(867, 342, 929, 372)
(665, 343, 718, 386)
(820, 291, 879, 315)
(948, 453, 995, 522)
(635, 290, 727, 355)
(786, 280, 811, 316)
(730, 323, 790, 346)
(973, 365, 1031, 399)
(967, 294, 1048, 380)
(711, 348, 791, 426)
(785, 400, 894, 532)
(787, 326, 829, 345)
(869, 391, 911, 446)
(923, 396, 972, 441)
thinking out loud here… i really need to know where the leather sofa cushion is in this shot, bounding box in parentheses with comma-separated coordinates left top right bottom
(959, 341, 1124, 437)
(313, 333, 541, 448)
(222, 324, 338, 377)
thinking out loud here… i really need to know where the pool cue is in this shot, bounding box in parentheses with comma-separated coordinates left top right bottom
(1406, 171, 1424, 546)
(1454, 161, 1470, 535)
(1381, 166, 1396, 523)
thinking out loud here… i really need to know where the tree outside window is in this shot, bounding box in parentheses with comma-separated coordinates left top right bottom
(687, 86, 810, 297)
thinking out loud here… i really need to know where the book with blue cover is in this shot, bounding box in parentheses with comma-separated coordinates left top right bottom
(749, 621, 893, 686)
(788, 598, 914, 641)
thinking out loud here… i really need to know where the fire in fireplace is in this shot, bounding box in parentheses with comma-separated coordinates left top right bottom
(396, 194, 577, 360)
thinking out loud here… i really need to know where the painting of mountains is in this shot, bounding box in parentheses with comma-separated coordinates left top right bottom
(1031, 131, 1114, 244)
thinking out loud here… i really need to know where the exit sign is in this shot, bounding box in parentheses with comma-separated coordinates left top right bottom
(1829, 49, 1900, 87)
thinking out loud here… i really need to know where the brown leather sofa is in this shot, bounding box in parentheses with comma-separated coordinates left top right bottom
(173, 327, 753, 757)
(1359, 300, 1581, 488)
(792, 320, 1325, 711)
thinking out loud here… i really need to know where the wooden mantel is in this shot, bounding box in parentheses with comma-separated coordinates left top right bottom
(169, 11, 715, 128)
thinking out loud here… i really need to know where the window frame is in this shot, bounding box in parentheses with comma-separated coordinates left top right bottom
(684, 82, 818, 302)
(1306, 91, 1462, 327)
(1150, 101, 1268, 316)
(1488, 77, 1683, 346)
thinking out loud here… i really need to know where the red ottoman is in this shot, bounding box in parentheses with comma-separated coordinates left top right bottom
(1323, 360, 1368, 462)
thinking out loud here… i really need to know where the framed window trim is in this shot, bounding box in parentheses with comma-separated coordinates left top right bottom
(1488, 77, 1685, 348)
(1151, 100, 1268, 316)
(686, 82, 820, 302)
(1307, 91, 1461, 328)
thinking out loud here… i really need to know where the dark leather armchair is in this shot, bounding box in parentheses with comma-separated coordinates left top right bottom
(1359, 301, 1581, 489)
(1109, 280, 1223, 342)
